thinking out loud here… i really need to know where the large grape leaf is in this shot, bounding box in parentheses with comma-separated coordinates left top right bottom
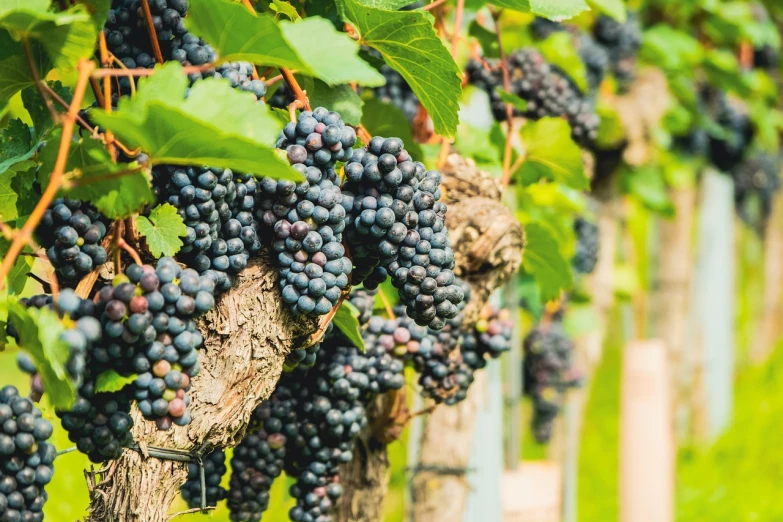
(4, 301, 76, 410)
(522, 223, 573, 302)
(137, 204, 188, 258)
(517, 118, 587, 189)
(0, 159, 35, 223)
(0, 30, 50, 107)
(22, 81, 71, 141)
(361, 97, 423, 161)
(0, 1, 100, 70)
(90, 62, 302, 182)
(298, 77, 363, 125)
(338, 0, 462, 139)
(186, 0, 383, 87)
(490, 0, 589, 20)
(587, 0, 626, 22)
(0, 236, 34, 296)
(37, 130, 156, 219)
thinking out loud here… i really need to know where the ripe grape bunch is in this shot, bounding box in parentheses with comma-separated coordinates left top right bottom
(342, 136, 464, 330)
(522, 320, 581, 443)
(732, 154, 781, 233)
(37, 199, 108, 284)
(572, 217, 600, 275)
(372, 65, 420, 123)
(0, 387, 55, 522)
(257, 107, 355, 317)
(592, 13, 642, 86)
(466, 49, 600, 146)
(460, 306, 514, 371)
(181, 449, 228, 509)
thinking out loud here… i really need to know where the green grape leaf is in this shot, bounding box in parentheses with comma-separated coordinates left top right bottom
(7, 251, 32, 295)
(186, 0, 383, 87)
(490, 0, 589, 20)
(640, 25, 702, 73)
(0, 30, 50, 108)
(269, 0, 301, 20)
(137, 204, 188, 258)
(496, 89, 528, 112)
(702, 49, 750, 97)
(0, 167, 18, 222)
(361, 97, 423, 160)
(620, 165, 674, 216)
(21, 81, 71, 142)
(38, 130, 155, 219)
(89, 62, 302, 182)
(587, 0, 626, 22)
(0, 159, 35, 224)
(334, 300, 365, 352)
(339, 0, 462, 138)
(298, 77, 363, 125)
(595, 100, 625, 149)
(468, 20, 500, 59)
(518, 117, 587, 189)
(0, 118, 35, 177)
(281, 17, 386, 86)
(94, 369, 137, 394)
(5, 301, 76, 410)
(538, 32, 588, 93)
(522, 223, 573, 302)
(0, 2, 101, 70)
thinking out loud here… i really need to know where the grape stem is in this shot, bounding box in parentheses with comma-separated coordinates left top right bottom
(422, 0, 448, 12)
(356, 124, 373, 144)
(490, 8, 515, 189)
(167, 507, 216, 520)
(377, 287, 396, 319)
(139, 0, 165, 65)
(117, 238, 143, 266)
(98, 31, 117, 160)
(0, 59, 94, 292)
(436, 0, 464, 169)
(288, 99, 304, 123)
(91, 63, 214, 78)
(22, 40, 58, 124)
(281, 67, 311, 111)
(65, 166, 146, 189)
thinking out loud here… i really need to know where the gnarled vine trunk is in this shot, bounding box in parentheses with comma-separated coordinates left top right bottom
(337, 154, 524, 522)
(87, 257, 314, 522)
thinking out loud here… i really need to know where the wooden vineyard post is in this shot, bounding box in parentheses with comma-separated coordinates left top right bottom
(651, 186, 696, 439)
(620, 339, 674, 522)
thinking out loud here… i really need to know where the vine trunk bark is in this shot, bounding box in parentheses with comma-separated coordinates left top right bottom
(87, 257, 315, 522)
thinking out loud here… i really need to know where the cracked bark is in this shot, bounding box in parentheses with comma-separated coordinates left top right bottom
(337, 155, 524, 522)
(87, 255, 314, 522)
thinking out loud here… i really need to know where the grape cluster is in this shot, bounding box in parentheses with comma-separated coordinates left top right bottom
(99, 258, 214, 429)
(227, 385, 297, 521)
(522, 321, 581, 443)
(592, 13, 642, 86)
(460, 307, 513, 371)
(105, 0, 215, 69)
(466, 49, 600, 146)
(529, 18, 609, 92)
(154, 166, 261, 292)
(373, 65, 420, 122)
(732, 154, 781, 233)
(0, 387, 55, 522)
(37, 199, 108, 283)
(266, 82, 294, 109)
(181, 449, 228, 509)
(57, 384, 134, 463)
(342, 137, 464, 329)
(257, 108, 355, 318)
(572, 217, 599, 275)
(228, 313, 404, 522)
(11, 290, 101, 393)
(704, 89, 754, 172)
